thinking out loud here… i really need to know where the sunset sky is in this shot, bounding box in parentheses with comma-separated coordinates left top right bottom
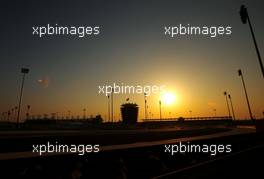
(0, 0, 263, 121)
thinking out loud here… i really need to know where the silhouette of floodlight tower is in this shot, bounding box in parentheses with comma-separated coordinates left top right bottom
(11, 108, 14, 121)
(26, 105, 30, 119)
(149, 111, 152, 120)
(67, 110, 71, 119)
(159, 100, 162, 121)
(189, 110, 192, 118)
(111, 87, 114, 123)
(107, 95, 110, 122)
(14, 106, 18, 120)
(240, 5, 264, 78)
(228, 94, 236, 120)
(83, 108, 86, 119)
(17, 67, 29, 125)
(238, 69, 254, 120)
(144, 93, 148, 120)
(223, 91, 231, 119)
(213, 109, 216, 117)
(7, 110, 10, 121)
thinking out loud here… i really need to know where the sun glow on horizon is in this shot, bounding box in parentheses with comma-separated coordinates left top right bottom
(161, 92, 177, 106)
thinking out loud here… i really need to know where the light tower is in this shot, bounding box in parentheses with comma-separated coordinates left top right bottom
(238, 69, 254, 120)
(17, 67, 29, 125)
(240, 5, 264, 78)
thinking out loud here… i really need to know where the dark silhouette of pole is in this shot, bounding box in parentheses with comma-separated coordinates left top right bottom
(228, 94, 236, 120)
(213, 109, 216, 117)
(7, 111, 10, 121)
(240, 5, 264, 78)
(83, 108, 86, 119)
(56, 112, 59, 120)
(238, 69, 254, 120)
(144, 93, 148, 120)
(14, 106, 17, 121)
(11, 108, 14, 121)
(26, 105, 30, 120)
(149, 112, 151, 120)
(17, 68, 29, 125)
(107, 95, 110, 122)
(224, 91, 231, 119)
(111, 87, 114, 123)
(68, 110, 71, 119)
(3, 112, 6, 121)
(159, 100, 162, 120)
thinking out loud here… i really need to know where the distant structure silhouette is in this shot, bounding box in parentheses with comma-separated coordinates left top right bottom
(121, 103, 138, 124)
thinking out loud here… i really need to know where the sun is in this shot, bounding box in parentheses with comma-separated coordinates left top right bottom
(162, 92, 176, 105)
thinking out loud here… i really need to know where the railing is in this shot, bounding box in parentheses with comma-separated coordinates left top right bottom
(143, 116, 232, 122)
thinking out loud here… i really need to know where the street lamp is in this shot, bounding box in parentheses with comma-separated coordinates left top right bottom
(83, 108, 86, 119)
(14, 106, 18, 121)
(238, 69, 254, 120)
(149, 111, 152, 120)
(68, 110, 71, 119)
(159, 100, 162, 121)
(144, 93, 148, 120)
(11, 108, 14, 121)
(7, 110, 10, 121)
(111, 87, 114, 123)
(56, 112, 59, 120)
(228, 94, 236, 120)
(240, 5, 264, 78)
(213, 109, 216, 117)
(224, 91, 231, 119)
(189, 110, 192, 119)
(107, 95, 110, 122)
(1, 112, 4, 121)
(17, 67, 29, 125)
(26, 105, 31, 120)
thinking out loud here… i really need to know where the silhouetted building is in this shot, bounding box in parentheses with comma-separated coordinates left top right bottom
(121, 103, 138, 124)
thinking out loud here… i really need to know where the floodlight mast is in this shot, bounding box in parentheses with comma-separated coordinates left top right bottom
(17, 68, 29, 126)
(240, 5, 264, 78)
